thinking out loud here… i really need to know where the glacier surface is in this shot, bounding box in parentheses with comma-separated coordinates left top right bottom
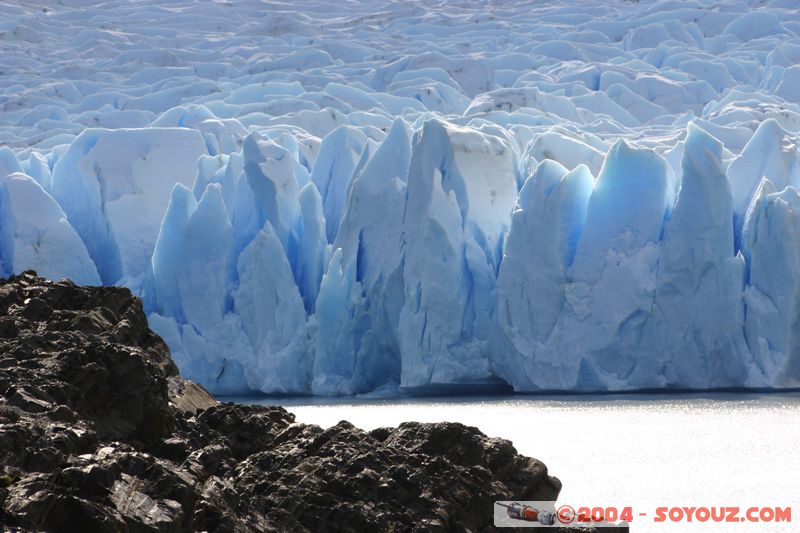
(3, 0, 800, 394)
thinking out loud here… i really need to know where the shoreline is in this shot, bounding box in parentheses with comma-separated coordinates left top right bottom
(219, 388, 800, 406)
(0, 272, 627, 532)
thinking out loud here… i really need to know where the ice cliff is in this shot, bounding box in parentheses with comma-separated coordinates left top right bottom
(3, 0, 800, 394)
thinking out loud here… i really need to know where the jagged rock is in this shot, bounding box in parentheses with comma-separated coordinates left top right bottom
(0, 272, 626, 532)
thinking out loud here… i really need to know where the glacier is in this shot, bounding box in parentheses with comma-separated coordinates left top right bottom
(3, 0, 800, 395)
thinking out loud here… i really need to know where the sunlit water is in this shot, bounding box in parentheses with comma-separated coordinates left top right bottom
(229, 392, 800, 532)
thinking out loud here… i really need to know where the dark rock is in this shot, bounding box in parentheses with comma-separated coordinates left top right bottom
(0, 272, 628, 532)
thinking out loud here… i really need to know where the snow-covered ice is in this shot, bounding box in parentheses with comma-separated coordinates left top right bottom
(3, 0, 800, 394)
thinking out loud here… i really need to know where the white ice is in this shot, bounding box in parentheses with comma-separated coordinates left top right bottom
(3, 0, 800, 394)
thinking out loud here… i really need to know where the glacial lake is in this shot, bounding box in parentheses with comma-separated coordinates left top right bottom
(229, 392, 800, 532)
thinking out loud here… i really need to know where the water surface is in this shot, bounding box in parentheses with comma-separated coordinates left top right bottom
(231, 392, 800, 532)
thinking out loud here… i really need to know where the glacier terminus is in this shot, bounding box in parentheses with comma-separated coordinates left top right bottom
(2, 0, 800, 395)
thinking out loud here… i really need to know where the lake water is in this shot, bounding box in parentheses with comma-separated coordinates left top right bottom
(230, 392, 800, 532)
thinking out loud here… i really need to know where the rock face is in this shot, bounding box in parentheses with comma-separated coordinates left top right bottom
(0, 272, 626, 532)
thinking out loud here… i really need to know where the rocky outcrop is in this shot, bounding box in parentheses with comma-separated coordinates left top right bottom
(0, 272, 624, 532)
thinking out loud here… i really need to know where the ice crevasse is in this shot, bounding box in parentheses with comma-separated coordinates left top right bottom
(3, 117, 800, 395)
